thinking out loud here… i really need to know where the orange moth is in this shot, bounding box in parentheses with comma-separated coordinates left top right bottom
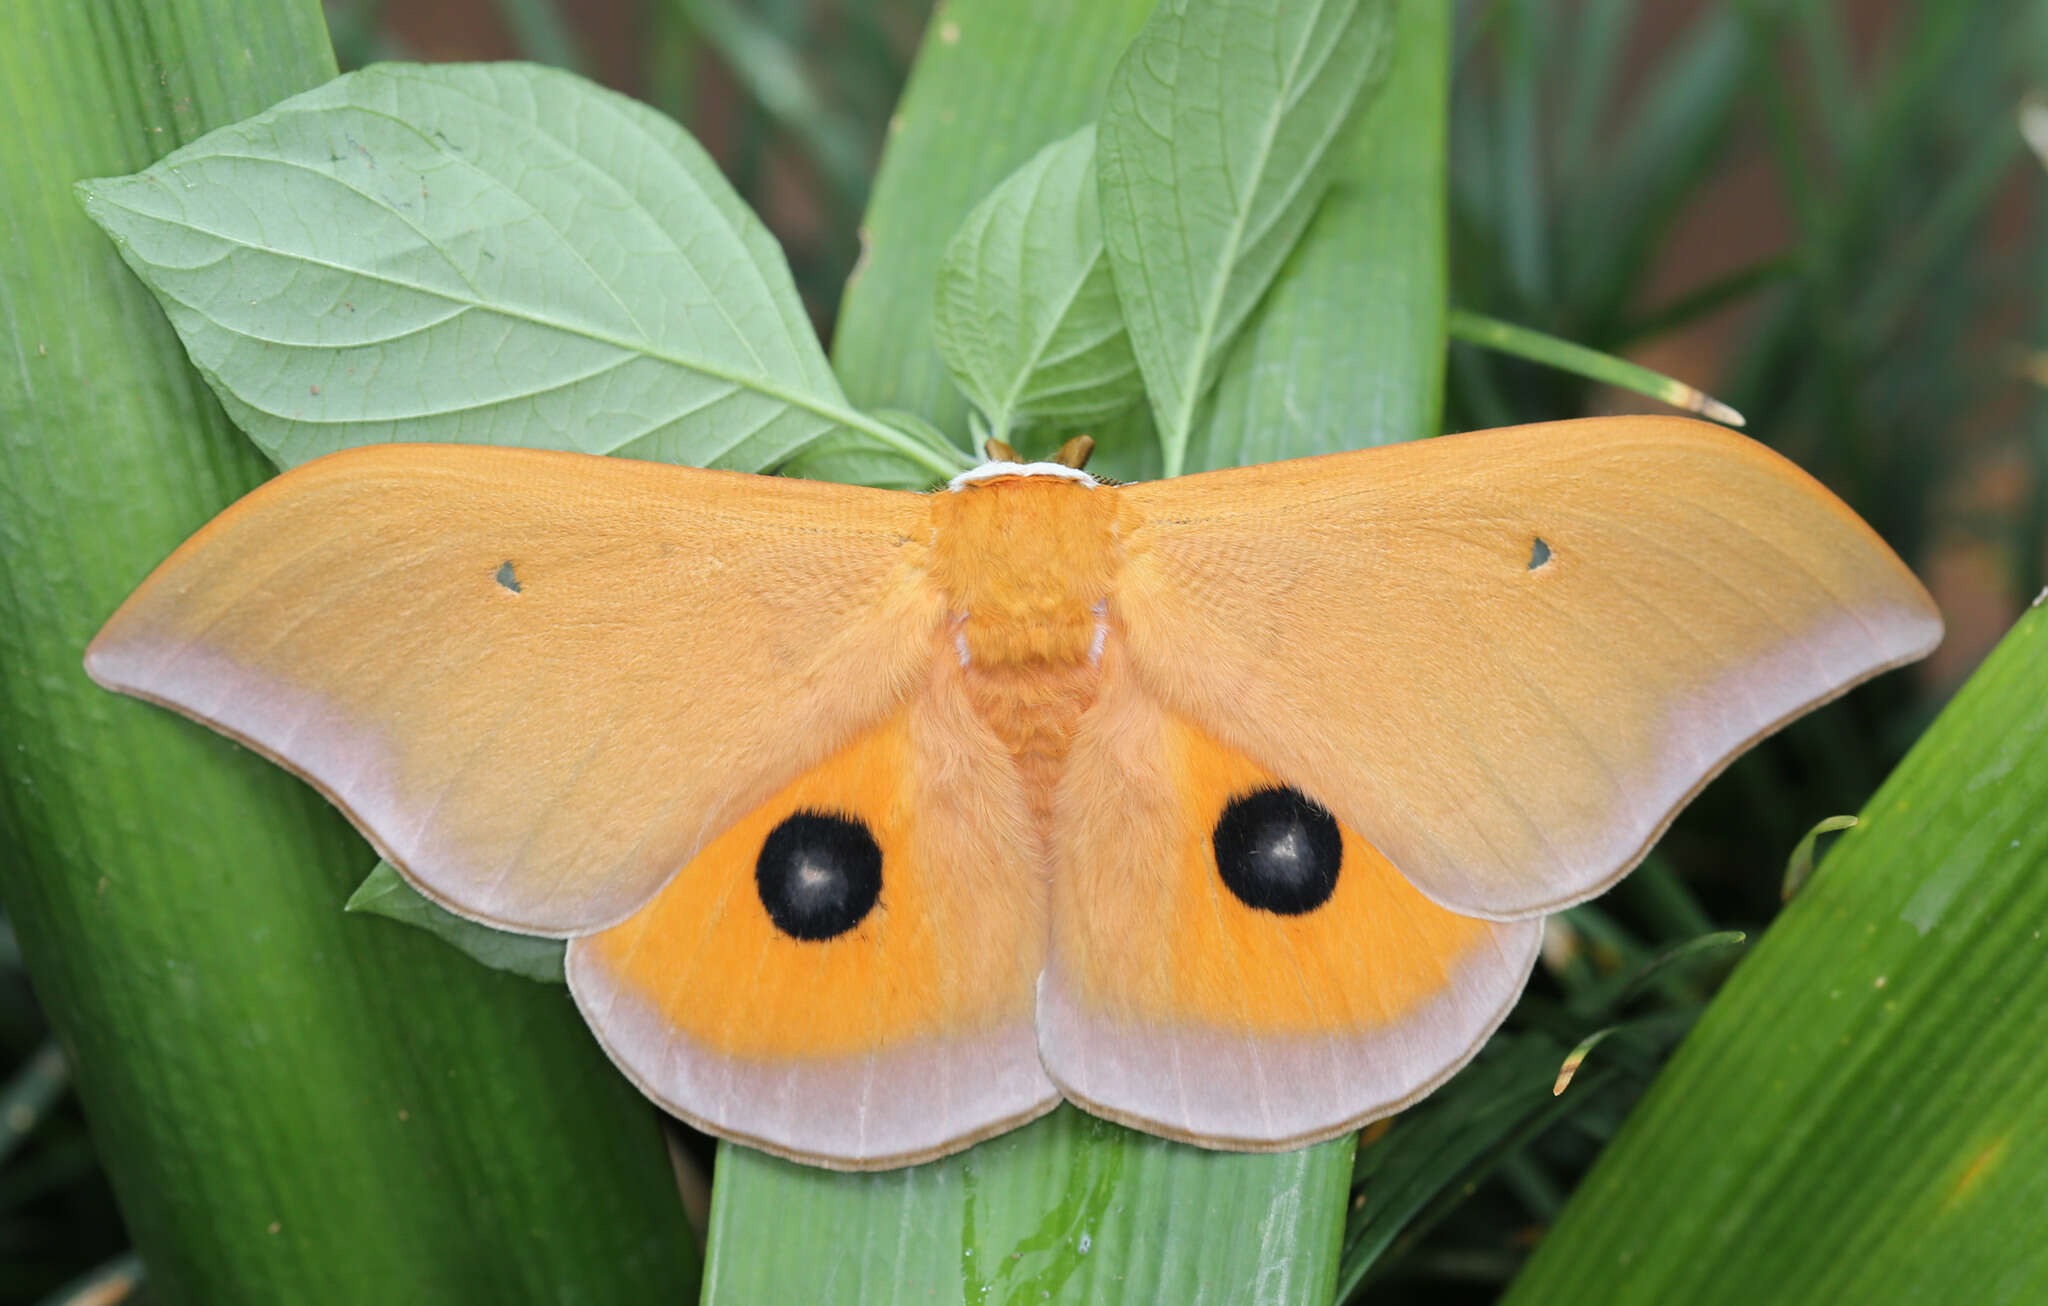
(86, 416, 1940, 1170)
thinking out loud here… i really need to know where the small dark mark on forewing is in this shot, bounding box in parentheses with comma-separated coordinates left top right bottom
(1528, 537, 1553, 570)
(495, 561, 522, 594)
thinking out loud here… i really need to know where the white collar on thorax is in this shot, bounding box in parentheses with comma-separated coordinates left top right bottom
(946, 461, 1099, 490)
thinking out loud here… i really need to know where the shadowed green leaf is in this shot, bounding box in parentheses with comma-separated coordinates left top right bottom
(78, 62, 956, 476)
(1505, 602, 2048, 1304)
(1338, 1034, 1590, 1297)
(347, 862, 566, 984)
(1098, 0, 1397, 474)
(934, 125, 1141, 442)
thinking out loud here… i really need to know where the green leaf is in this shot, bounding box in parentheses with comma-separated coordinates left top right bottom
(708, 1107, 1352, 1304)
(346, 862, 565, 984)
(933, 124, 1141, 441)
(1097, 0, 1397, 475)
(77, 61, 958, 477)
(828, 0, 1154, 425)
(1, 3, 698, 1301)
(1191, 0, 1447, 468)
(1339, 1034, 1590, 1295)
(773, 408, 967, 490)
(1505, 601, 2048, 1304)
(704, 3, 1449, 1302)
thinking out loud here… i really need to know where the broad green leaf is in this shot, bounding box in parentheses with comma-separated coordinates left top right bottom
(78, 61, 956, 476)
(1098, 0, 1397, 474)
(709, 1107, 1351, 1304)
(1505, 601, 2048, 1304)
(705, 3, 1447, 1303)
(1, 3, 698, 1302)
(347, 862, 565, 984)
(774, 407, 968, 490)
(934, 125, 1141, 441)
(1191, 0, 1446, 468)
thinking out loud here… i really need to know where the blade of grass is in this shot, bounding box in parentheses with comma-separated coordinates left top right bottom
(492, 0, 587, 72)
(1557, 0, 1793, 331)
(0, 3, 700, 1300)
(679, 0, 874, 211)
(33, 1251, 146, 1306)
(1505, 601, 2048, 1304)
(0, 1043, 68, 1169)
(1554, 0, 1635, 192)
(1447, 309, 1745, 424)
(1493, 0, 1550, 308)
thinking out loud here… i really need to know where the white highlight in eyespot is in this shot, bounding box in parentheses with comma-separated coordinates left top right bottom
(947, 461, 1098, 491)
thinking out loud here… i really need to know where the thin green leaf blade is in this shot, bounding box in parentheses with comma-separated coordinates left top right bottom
(77, 61, 908, 473)
(933, 125, 1141, 440)
(1097, 0, 1397, 474)
(1505, 602, 2048, 1304)
(347, 862, 566, 984)
(1447, 308, 1746, 426)
(1192, 0, 1446, 467)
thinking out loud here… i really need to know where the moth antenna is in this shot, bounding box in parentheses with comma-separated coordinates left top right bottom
(983, 438, 1022, 463)
(1052, 435, 1096, 469)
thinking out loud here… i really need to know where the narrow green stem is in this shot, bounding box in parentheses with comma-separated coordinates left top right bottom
(1447, 307, 1745, 426)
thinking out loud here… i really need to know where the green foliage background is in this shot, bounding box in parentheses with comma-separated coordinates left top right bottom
(2, 0, 2044, 1303)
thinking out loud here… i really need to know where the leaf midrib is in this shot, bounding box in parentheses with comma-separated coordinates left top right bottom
(95, 194, 967, 477)
(1159, 0, 1346, 474)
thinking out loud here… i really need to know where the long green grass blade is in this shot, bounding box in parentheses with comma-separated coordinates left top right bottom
(1505, 601, 2048, 1303)
(0, 3, 699, 1301)
(680, 0, 874, 208)
(1448, 308, 1745, 425)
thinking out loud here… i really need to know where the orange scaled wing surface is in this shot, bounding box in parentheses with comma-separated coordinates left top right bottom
(569, 653, 1058, 1169)
(86, 444, 945, 936)
(1039, 645, 1541, 1148)
(1108, 416, 1942, 921)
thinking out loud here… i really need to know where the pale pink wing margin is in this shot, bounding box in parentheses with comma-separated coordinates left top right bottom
(86, 444, 943, 936)
(1109, 416, 1943, 921)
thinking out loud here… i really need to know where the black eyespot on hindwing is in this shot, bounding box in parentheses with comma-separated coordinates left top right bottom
(1212, 787, 1342, 915)
(755, 810, 882, 941)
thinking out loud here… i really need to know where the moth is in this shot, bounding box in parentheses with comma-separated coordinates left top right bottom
(86, 416, 1941, 1170)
